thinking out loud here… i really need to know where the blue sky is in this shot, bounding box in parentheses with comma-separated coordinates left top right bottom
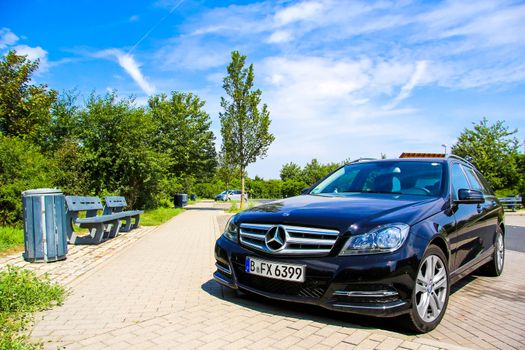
(2, 0, 525, 178)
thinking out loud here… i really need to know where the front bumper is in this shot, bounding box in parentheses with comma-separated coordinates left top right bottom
(214, 235, 420, 317)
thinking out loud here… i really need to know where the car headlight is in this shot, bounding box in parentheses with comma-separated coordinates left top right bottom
(340, 223, 410, 255)
(222, 216, 239, 242)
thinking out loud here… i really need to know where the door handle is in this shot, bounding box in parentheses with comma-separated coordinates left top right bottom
(476, 204, 483, 213)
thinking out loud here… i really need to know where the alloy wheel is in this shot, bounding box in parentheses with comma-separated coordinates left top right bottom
(415, 255, 448, 323)
(496, 232, 504, 272)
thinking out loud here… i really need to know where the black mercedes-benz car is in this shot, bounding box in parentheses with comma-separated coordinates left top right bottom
(213, 155, 505, 332)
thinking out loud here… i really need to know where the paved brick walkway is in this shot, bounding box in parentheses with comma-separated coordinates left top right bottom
(0, 225, 157, 285)
(8, 201, 524, 349)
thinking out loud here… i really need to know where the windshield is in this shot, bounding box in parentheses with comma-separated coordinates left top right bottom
(310, 161, 444, 197)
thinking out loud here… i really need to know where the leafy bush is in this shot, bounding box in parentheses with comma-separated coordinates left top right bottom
(0, 227, 24, 254)
(0, 136, 55, 226)
(0, 266, 65, 349)
(282, 180, 308, 198)
(193, 181, 226, 199)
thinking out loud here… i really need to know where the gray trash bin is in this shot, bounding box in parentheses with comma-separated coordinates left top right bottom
(22, 188, 68, 262)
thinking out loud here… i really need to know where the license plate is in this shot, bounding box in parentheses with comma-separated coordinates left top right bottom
(245, 257, 306, 282)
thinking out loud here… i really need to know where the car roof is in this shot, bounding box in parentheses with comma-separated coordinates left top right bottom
(345, 154, 473, 167)
(346, 158, 446, 165)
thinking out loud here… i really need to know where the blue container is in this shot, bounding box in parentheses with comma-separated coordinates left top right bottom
(22, 189, 68, 262)
(174, 193, 188, 208)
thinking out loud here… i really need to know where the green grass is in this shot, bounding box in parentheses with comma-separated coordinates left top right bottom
(0, 266, 66, 349)
(0, 227, 24, 256)
(227, 200, 257, 213)
(140, 207, 185, 226)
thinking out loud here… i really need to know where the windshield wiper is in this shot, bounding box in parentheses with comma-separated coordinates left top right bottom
(360, 190, 402, 194)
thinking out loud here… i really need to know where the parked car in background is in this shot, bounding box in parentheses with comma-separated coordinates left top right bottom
(215, 190, 248, 202)
(214, 155, 504, 333)
(215, 191, 230, 201)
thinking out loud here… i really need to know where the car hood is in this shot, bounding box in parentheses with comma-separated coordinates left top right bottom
(237, 193, 446, 234)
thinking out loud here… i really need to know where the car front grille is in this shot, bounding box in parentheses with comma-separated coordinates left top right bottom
(239, 223, 339, 256)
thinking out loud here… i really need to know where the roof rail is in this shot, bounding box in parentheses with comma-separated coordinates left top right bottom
(348, 157, 377, 163)
(446, 154, 475, 166)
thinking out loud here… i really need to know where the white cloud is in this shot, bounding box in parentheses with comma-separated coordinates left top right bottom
(186, 2, 272, 37)
(129, 15, 140, 22)
(0, 28, 54, 73)
(237, 53, 454, 177)
(266, 30, 293, 44)
(274, 1, 324, 26)
(385, 61, 428, 109)
(262, 56, 370, 100)
(13, 44, 50, 72)
(0, 28, 19, 49)
(155, 38, 230, 71)
(96, 49, 156, 95)
(12, 45, 47, 61)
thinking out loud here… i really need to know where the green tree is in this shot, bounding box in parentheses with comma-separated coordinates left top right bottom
(0, 50, 57, 147)
(302, 159, 340, 185)
(220, 51, 274, 208)
(451, 118, 520, 191)
(0, 136, 55, 226)
(515, 153, 525, 199)
(46, 90, 89, 195)
(280, 162, 302, 181)
(282, 179, 308, 198)
(149, 92, 217, 185)
(80, 92, 166, 208)
(48, 90, 81, 151)
(216, 150, 239, 190)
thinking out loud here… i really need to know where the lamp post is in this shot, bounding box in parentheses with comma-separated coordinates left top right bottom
(441, 144, 447, 155)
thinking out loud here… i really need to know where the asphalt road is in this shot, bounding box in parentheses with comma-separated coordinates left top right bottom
(506, 225, 525, 252)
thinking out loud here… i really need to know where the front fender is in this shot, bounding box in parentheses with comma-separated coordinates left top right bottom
(410, 212, 452, 267)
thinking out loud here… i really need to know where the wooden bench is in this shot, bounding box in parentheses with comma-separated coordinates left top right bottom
(103, 196, 143, 232)
(65, 196, 130, 245)
(498, 196, 523, 211)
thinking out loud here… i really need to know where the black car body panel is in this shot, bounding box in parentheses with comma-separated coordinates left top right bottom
(243, 194, 446, 235)
(213, 157, 504, 318)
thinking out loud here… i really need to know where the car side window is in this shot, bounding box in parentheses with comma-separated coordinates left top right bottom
(450, 163, 470, 200)
(475, 170, 494, 195)
(462, 166, 486, 194)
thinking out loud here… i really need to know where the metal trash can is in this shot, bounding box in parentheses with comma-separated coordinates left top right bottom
(22, 189, 68, 262)
(174, 193, 188, 208)
(190, 194, 197, 201)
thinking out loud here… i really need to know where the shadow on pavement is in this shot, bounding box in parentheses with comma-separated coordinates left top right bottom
(201, 279, 413, 335)
(185, 206, 227, 211)
(201, 271, 484, 336)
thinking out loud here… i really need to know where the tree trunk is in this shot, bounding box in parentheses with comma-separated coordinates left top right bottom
(240, 167, 245, 210)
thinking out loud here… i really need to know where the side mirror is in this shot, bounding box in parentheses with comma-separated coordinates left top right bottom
(456, 189, 484, 204)
(300, 188, 310, 195)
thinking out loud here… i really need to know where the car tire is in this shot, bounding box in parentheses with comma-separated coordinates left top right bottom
(480, 226, 504, 277)
(403, 245, 449, 333)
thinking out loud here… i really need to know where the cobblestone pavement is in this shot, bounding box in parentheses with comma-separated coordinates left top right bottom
(0, 225, 158, 285)
(8, 201, 524, 349)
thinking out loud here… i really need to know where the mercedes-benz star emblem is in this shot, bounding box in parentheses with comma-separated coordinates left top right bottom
(265, 225, 287, 252)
